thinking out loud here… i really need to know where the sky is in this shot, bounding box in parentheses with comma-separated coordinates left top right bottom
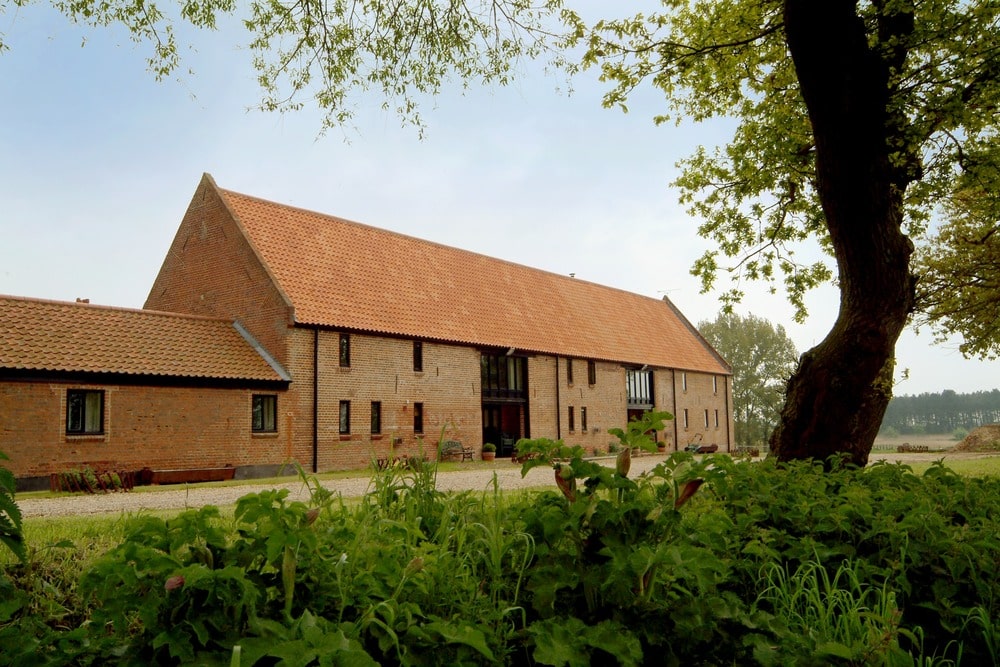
(1, 4, 997, 396)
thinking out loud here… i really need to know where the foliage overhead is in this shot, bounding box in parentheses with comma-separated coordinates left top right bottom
(698, 311, 798, 448)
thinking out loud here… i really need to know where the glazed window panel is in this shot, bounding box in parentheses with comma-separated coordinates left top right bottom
(581, 407, 588, 432)
(339, 400, 351, 434)
(568, 406, 575, 432)
(67, 389, 104, 435)
(371, 401, 381, 434)
(252, 394, 277, 433)
(566, 358, 574, 384)
(413, 341, 423, 372)
(587, 360, 596, 385)
(339, 333, 351, 367)
(413, 402, 424, 434)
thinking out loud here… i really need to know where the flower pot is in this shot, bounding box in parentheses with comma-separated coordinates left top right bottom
(482, 451, 496, 462)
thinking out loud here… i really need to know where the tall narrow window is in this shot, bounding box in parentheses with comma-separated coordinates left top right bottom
(252, 394, 277, 433)
(339, 400, 351, 434)
(704, 409, 710, 428)
(683, 409, 689, 428)
(566, 358, 574, 384)
(714, 409, 720, 428)
(713, 375, 718, 394)
(568, 406, 575, 432)
(413, 402, 424, 434)
(681, 372, 688, 392)
(587, 360, 596, 385)
(339, 333, 350, 367)
(371, 401, 382, 434)
(413, 341, 423, 372)
(581, 407, 588, 432)
(67, 389, 104, 434)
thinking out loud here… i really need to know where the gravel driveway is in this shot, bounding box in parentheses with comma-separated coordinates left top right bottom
(17, 456, 670, 518)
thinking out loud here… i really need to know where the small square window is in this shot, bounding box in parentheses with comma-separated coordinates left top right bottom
(371, 401, 382, 435)
(339, 400, 351, 434)
(568, 406, 575, 432)
(581, 407, 588, 432)
(252, 394, 277, 433)
(566, 358, 574, 384)
(339, 333, 351, 367)
(67, 389, 104, 435)
(587, 360, 596, 385)
(413, 402, 424, 434)
(413, 340, 423, 372)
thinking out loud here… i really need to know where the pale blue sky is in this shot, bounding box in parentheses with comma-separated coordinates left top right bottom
(1, 3, 995, 395)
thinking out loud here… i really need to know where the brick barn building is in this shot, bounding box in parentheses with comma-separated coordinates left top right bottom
(1, 174, 732, 488)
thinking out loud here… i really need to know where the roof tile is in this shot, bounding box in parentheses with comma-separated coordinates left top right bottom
(0, 295, 286, 382)
(220, 187, 728, 374)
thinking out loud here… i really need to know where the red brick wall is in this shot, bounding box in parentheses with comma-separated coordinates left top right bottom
(143, 175, 294, 368)
(0, 380, 290, 478)
(284, 328, 484, 471)
(673, 370, 733, 451)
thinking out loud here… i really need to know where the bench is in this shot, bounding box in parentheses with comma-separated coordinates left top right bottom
(461, 446, 474, 462)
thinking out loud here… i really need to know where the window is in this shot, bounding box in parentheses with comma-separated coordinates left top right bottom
(715, 409, 720, 428)
(339, 333, 350, 367)
(413, 341, 423, 372)
(587, 360, 596, 385)
(704, 409, 710, 428)
(566, 358, 574, 384)
(683, 409, 689, 428)
(413, 402, 424, 434)
(626, 369, 654, 407)
(681, 372, 688, 392)
(568, 406, 575, 432)
(252, 394, 277, 433)
(371, 401, 382, 434)
(480, 354, 527, 399)
(581, 407, 588, 432)
(339, 400, 351, 434)
(713, 375, 718, 394)
(67, 389, 104, 434)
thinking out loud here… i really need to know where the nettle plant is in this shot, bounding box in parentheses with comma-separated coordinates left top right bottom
(510, 411, 764, 665)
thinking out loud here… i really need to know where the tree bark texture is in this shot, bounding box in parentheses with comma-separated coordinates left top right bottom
(770, 0, 917, 466)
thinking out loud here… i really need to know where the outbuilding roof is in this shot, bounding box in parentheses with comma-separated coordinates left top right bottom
(217, 182, 729, 374)
(0, 295, 289, 382)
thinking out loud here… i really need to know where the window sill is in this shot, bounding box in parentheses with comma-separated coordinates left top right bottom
(65, 434, 106, 442)
(371, 434, 383, 441)
(339, 434, 352, 441)
(252, 431, 279, 438)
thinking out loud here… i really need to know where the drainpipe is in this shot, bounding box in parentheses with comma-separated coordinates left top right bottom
(312, 328, 319, 473)
(672, 369, 679, 452)
(555, 357, 561, 440)
(724, 375, 732, 452)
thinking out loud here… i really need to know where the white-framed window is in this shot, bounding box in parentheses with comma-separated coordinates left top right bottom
(67, 389, 104, 435)
(252, 394, 277, 433)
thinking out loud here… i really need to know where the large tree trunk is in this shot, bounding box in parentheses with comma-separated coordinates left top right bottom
(770, 1, 917, 466)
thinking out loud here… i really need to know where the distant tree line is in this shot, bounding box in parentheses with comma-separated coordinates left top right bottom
(880, 389, 1000, 435)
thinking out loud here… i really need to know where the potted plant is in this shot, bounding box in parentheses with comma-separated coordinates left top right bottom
(482, 442, 497, 462)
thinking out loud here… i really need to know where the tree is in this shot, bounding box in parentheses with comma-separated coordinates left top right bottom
(698, 312, 798, 449)
(5, 1, 999, 465)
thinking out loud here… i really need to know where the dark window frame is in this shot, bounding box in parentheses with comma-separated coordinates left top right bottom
(568, 406, 575, 432)
(67, 389, 105, 435)
(339, 400, 351, 434)
(587, 360, 596, 385)
(581, 406, 588, 432)
(252, 394, 277, 433)
(339, 333, 351, 368)
(413, 341, 423, 372)
(413, 402, 424, 434)
(566, 358, 574, 384)
(371, 401, 382, 434)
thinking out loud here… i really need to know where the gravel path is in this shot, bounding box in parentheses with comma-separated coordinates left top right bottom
(17, 456, 670, 518)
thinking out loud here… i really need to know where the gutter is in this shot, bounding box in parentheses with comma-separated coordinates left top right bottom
(555, 357, 561, 440)
(672, 369, 679, 452)
(313, 327, 319, 473)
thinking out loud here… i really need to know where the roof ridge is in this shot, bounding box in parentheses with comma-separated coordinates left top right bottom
(0, 293, 236, 325)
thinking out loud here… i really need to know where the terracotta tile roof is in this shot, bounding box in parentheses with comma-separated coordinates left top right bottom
(0, 295, 288, 382)
(219, 185, 730, 374)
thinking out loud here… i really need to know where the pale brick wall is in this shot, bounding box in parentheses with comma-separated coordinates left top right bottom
(673, 370, 733, 451)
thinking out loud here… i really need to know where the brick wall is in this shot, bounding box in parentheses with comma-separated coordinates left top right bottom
(0, 380, 290, 479)
(285, 328, 484, 471)
(673, 370, 733, 451)
(143, 175, 294, 368)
